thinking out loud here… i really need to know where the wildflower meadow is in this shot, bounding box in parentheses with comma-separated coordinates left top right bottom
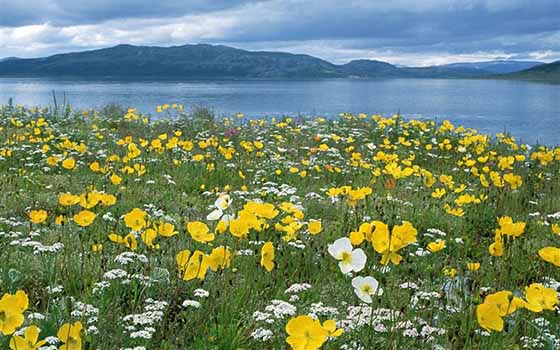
(0, 103, 559, 350)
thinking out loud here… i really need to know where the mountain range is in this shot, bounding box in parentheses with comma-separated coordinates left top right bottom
(0, 44, 556, 80)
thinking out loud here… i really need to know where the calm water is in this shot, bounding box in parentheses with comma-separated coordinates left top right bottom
(1, 77, 559, 145)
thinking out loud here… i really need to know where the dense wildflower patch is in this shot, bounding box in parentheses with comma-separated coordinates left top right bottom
(0, 103, 559, 349)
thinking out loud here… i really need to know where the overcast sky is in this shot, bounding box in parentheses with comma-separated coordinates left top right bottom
(0, 0, 559, 66)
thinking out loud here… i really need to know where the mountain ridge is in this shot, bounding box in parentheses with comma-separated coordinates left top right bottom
(495, 61, 560, 81)
(0, 43, 552, 80)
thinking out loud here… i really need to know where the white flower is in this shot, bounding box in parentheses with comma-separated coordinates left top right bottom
(352, 276, 382, 303)
(328, 237, 366, 273)
(206, 209, 223, 221)
(193, 288, 210, 298)
(221, 214, 235, 224)
(182, 300, 201, 308)
(215, 194, 232, 210)
(207, 194, 233, 220)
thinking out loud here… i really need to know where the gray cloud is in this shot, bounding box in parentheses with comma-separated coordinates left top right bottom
(0, 0, 559, 65)
(0, 0, 264, 26)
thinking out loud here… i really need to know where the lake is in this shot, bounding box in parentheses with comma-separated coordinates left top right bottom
(1, 77, 558, 145)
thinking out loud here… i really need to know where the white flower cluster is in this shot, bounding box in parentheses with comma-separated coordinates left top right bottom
(252, 299, 298, 327)
(193, 288, 209, 298)
(92, 281, 111, 294)
(0, 216, 24, 227)
(28, 312, 46, 321)
(519, 317, 560, 349)
(103, 269, 129, 280)
(411, 247, 430, 257)
(98, 263, 158, 291)
(38, 346, 58, 350)
(309, 302, 339, 318)
(182, 300, 201, 308)
(425, 228, 448, 237)
(400, 323, 446, 340)
(250, 327, 273, 341)
(304, 192, 323, 200)
(114, 252, 149, 265)
(237, 249, 254, 256)
(542, 277, 560, 290)
(0, 230, 23, 239)
(288, 241, 306, 250)
(102, 212, 116, 222)
(46, 285, 64, 295)
(122, 299, 168, 341)
(9, 237, 65, 254)
(264, 300, 297, 319)
(339, 306, 400, 331)
(258, 182, 298, 197)
(144, 203, 174, 220)
(71, 301, 99, 321)
(399, 282, 419, 290)
(340, 341, 365, 350)
(410, 291, 441, 309)
(284, 283, 312, 294)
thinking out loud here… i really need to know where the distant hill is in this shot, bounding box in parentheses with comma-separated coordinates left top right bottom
(438, 60, 543, 74)
(496, 61, 560, 81)
(0, 44, 342, 78)
(338, 59, 401, 78)
(323, 60, 545, 79)
(0, 57, 19, 63)
(0, 44, 551, 80)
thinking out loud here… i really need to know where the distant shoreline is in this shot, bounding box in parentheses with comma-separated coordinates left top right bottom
(0, 74, 558, 85)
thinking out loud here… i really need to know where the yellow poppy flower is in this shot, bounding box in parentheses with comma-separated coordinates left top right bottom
(157, 222, 177, 237)
(307, 220, 322, 235)
(176, 250, 209, 281)
(371, 221, 417, 265)
(467, 262, 481, 271)
(0, 290, 28, 335)
(207, 246, 231, 271)
(61, 158, 75, 170)
(260, 241, 275, 272)
(523, 283, 558, 312)
(9, 325, 46, 350)
(59, 193, 80, 206)
(285, 315, 329, 350)
(187, 221, 215, 243)
(427, 240, 446, 253)
(29, 210, 47, 224)
(538, 246, 560, 266)
(57, 321, 82, 350)
(73, 210, 96, 227)
(123, 208, 147, 231)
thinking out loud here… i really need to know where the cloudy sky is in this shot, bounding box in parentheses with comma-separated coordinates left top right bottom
(1, 0, 559, 66)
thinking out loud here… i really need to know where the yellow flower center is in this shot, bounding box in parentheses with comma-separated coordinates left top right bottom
(340, 252, 352, 265)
